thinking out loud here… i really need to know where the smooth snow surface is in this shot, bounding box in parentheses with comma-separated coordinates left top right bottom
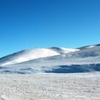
(0, 48, 59, 66)
(0, 72, 100, 100)
(0, 47, 78, 66)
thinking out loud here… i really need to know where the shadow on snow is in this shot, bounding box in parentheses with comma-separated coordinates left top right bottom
(45, 64, 100, 73)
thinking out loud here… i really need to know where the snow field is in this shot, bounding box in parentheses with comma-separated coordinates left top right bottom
(0, 72, 100, 100)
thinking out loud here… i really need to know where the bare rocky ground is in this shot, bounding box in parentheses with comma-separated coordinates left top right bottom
(0, 72, 100, 100)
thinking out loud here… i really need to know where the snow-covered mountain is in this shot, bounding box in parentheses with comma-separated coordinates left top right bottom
(0, 47, 78, 66)
(0, 44, 100, 74)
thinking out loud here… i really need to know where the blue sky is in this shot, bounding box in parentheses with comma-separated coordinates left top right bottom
(0, 0, 100, 57)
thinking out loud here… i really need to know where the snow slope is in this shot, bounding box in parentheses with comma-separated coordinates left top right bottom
(0, 44, 100, 74)
(0, 47, 78, 66)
